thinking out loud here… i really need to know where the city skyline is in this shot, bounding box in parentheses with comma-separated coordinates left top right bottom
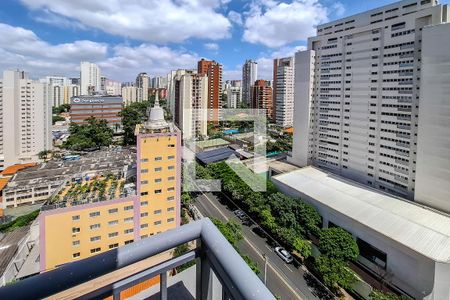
(3, 0, 450, 82)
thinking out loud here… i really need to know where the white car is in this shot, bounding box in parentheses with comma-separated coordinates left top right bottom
(274, 247, 293, 264)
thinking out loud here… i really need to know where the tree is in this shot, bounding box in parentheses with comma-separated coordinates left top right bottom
(369, 290, 409, 300)
(52, 115, 65, 124)
(38, 150, 51, 160)
(181, 192, 194, 206)
(63, 117, 114, 151)
(211, 218, 243, 246)
(293, 238, 312, 259)
(315, 256, 356, 289)
(318, 227, 359, 261)
(119, 101, 151, 145)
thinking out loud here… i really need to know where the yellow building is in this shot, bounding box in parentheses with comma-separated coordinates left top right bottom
(39, 95, 181, 271)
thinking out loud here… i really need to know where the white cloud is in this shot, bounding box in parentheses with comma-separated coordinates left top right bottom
(223, 44, 306, 80)
(0, 23, 199, 80)
(204, 43, 219, 51)
(20, 0, 231, 43)
(332, 2, 346, 17)
(243, 0, 329, 48)
(228, 11, 243, 26)
(32, 9, 87, 30)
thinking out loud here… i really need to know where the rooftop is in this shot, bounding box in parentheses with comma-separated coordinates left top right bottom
(273, 166, 450, 263)
(1, 163, 37, 176)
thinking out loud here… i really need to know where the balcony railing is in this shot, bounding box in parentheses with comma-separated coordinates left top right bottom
(0, 218, 274, 300)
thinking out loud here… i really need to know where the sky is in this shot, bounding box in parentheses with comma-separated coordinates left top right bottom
(0, 0, 448, 81)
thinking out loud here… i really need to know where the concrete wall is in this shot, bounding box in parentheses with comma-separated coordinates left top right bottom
(414, 23, 450, 214)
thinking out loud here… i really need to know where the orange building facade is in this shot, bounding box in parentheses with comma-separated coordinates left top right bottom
(198, 59, 222, 122)
(252, 80, 273, 120)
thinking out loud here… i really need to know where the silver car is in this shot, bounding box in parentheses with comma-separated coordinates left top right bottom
(274, 247, 293, 264)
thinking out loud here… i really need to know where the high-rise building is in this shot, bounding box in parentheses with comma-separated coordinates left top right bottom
(291, 0, 450, 202)
(70, 96, 123, 128)
(121, 86, 143, 105)
(40, 96, 181, 271)
(252, 80, 273, 120)
(136, 73, 149, 101)
(80, 62, 101, 95)
(104, 80, 122, 96)
(226, 85, 242, 109)
(242, 59, 258, 105)
(0, 70, 52, 169)
(40, 76, 80, 107)
(174, 73, 208, 140)
(100, 76, 107, 92)
(151, 76, 168, 89)
(167, 69, 197, 118)
(273, 57, 295, 128)
(198, 59, 222, 122)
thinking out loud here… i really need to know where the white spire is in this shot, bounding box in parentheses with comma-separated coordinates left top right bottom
(144, 91, 168, 130)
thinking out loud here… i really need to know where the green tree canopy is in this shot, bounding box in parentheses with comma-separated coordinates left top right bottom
(315, 256, 356, 289)
(119, 101, 151, 145)
(319, 227, 359, 261)
(63, 117, 113, 151)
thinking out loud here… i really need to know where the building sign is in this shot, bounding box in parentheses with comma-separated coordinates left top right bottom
(71, 96, 123, 104)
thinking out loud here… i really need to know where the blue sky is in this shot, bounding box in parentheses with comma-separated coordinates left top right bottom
(0, 0, 447, 81)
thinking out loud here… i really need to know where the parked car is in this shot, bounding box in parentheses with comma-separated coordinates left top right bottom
(274, 247, 293, 264)
(252, 226, 267, 238)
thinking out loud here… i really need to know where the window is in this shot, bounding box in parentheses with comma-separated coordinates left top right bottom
(155, 189, 162, 194)
(167, 207, 175, 212)
(141, 192, 148, 196)
(108, 208, 118, 214)
(168, 155, 175, 160)
(124, 205, 133, 211)
(154, 209, 162, 215)
(141, 180, 148, 185)
(155, 178, 162, 183)
(168, 144, 175, 148)
(73, 252, 80, 258)
(141, 169, 149, 174)
(167, 218, 175, 223)
(155, 157, 162, 161)
(90, 247, 101, 254)
(124, 228, 134, 234)
(90, 236, 101, 242)
(89, 211, 100, 218)
(168, 176, 175, 181)
(168, 166, 175, 170)
(141, 212, 149, 217)
(90, 223, 101, 230)
(168, 187, 175, 192)
(108, 220, 119, 226)
(167, 196, 175, 201)
(124, 216, 133, 222)
(141, 223, 148, 229)
(140, 158, 148, 163)
(109, 243, 119, 249)
(72, 227, 80, 233)
(108, 232, 119, 238)
(357, 238, 387, 269)
(141, 201, 148, 206)
(155, 167, 162, 172)
(73, 240, 80, 246)
(154, 220, 162, 226)
(72, 215, 80, 221)
(125, 240, 134, 245)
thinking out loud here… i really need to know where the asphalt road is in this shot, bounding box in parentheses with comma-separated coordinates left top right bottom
(193, 192, 334, 300)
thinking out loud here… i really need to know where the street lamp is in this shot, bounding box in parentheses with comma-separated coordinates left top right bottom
(262, 253, 268, 285)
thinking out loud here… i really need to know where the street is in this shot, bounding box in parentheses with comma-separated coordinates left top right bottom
(193, 192, 334, 300)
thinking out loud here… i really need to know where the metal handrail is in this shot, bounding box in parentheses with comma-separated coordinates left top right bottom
(0, 218, 274, 300)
